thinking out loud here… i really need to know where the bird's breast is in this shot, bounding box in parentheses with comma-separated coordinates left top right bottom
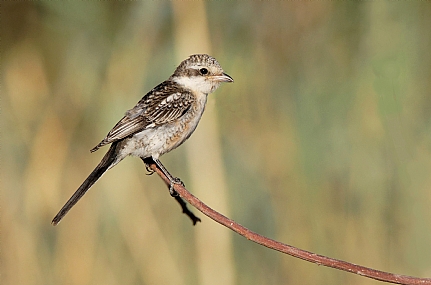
(124, 94, 207, 159)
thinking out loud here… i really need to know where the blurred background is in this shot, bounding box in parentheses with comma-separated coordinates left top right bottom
(2, 1, 431, 285)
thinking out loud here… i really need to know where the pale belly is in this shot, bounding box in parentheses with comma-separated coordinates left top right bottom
(121, 97, 206, 159)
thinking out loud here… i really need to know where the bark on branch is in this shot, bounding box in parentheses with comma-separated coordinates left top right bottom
(146, 160, 431, 285)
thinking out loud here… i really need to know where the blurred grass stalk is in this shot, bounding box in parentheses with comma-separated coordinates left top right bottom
(172, 2, 236, 285)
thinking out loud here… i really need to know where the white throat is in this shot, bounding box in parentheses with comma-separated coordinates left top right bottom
(173, 76, 219, 95)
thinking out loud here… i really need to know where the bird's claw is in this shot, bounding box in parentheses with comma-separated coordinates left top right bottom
(169, 177, 184, 196)
(145, 164, 155, 175)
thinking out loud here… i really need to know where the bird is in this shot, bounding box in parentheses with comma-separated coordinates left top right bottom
(52, 54, 233, 225)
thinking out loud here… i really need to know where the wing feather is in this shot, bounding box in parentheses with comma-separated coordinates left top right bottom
(91, 81, 194, 152)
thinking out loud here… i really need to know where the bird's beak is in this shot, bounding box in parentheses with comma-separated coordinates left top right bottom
(212, 72, 234, 83)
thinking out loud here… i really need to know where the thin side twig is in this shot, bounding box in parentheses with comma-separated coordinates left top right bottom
(173, 195, 201, 225)
(147, 161, 431, 285)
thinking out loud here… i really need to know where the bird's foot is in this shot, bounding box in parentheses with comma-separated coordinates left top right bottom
(145, 164, 155, 175)
(169, 177, 184, 196)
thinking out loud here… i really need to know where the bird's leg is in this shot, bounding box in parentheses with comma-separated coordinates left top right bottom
(143, 157, 185, 196)
(154, 158, 185, 196)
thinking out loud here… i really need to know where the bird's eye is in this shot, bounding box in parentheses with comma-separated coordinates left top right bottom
(199, 68, 209, 75)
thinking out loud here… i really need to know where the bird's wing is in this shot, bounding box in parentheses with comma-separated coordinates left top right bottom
(91, 81, 194, 152)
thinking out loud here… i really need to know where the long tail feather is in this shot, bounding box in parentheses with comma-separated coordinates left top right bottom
(52, 142, 119, 225)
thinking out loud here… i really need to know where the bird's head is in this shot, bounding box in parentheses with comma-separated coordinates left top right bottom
(171, 54, 233, 94)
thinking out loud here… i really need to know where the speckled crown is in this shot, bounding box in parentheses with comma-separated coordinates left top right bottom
(172, 54, 223, 77)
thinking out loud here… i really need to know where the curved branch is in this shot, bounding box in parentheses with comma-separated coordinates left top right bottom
(147, 161, 431, 285)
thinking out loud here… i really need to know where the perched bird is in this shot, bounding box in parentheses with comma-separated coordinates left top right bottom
(52, 54, 233, 225)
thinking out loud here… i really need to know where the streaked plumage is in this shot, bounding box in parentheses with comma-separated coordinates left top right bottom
(91, 82, 195, 152)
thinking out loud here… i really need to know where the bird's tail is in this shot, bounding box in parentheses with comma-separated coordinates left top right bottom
(52, 142, 120, 226)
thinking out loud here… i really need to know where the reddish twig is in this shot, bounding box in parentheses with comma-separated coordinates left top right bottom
(147, 161, 431, 285)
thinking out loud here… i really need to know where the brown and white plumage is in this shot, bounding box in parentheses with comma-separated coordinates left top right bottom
(90, 82, 196, 152)
(52, 54, 233, 225)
